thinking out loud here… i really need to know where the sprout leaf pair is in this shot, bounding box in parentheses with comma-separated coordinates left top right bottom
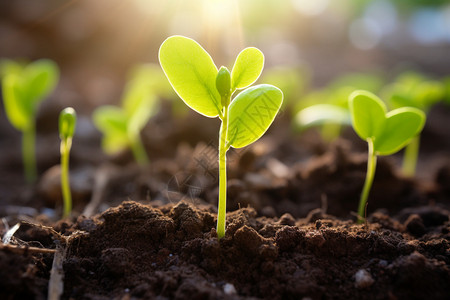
(349, 90, 425, 223)
(1, 59, 59, 183)
(93, 65, 159, 165)
(159, 36, 283, 238)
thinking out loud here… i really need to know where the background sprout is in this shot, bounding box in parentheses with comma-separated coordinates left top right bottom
(294, 72, 384, 141)
(382, 71, 445, 176)
(348, 90, 426, 223)
(159, 35, 283, 239)
(93, 65, 159, 165)
(1, 59, 59, 183)
(59, 107, 77, 218)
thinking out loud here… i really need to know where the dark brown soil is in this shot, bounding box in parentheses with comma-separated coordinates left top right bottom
(1, 198, 449, 300)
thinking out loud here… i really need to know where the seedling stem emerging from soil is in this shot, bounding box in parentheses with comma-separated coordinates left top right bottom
(349, 90, 425, 223)
(1, 59, 59, 183)
(59, 107, 77, 218)
(159, 36, 283, 238)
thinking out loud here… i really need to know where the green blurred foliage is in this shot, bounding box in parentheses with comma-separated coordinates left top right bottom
(381, 71, 446, 113)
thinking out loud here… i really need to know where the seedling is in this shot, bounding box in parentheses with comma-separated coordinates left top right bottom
(382, 71, 445, 176)
(295, 72, 384, 141)
(349, 90, 425, 223)
(1, 59, 59, 183)
(59, 107, 77, 218)
(93, 65, 159, 165)
(159, 36, 283, 239)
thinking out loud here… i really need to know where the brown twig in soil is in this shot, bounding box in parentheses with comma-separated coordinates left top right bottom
(0, 243, 57, 254)
(20, 220, 68, 243)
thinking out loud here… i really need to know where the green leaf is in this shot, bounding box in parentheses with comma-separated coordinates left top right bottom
(159, 35, 221, 118)
(92, 106, 129, 154)
(122, 75, 158, 135)
(374, 107, 426, 155)
(2, 74, 31, 130)
(294, 104, 351, 130)
(228, 84, 283, 148)
(93, 106, 127, 135)
(1, 59, 58, 131)
(102, 133, 130, 154)
(349, 90, 386, 140)
(22, 59, 59, 107)
(414, 81, 444, 111)
(231, 47, 264, 91)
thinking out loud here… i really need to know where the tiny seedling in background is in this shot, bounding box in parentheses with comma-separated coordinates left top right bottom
(159, 35, 283, 239)
(294, 72, 384, 141)
(382, 71, 445, 176)
(93, 65, 159, 165)
(349, 90, 425, 223)
(1, 59, 59, 183)
(59, 107, 77, 218)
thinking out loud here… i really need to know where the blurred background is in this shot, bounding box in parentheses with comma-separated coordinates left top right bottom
(1, 0, 450, 110)
(1, 0, 450, 218)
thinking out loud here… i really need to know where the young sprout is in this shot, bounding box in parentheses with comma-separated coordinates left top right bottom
(159, 36, 283, 239)
(382, 71, 445, 176)
(1, 59, 59, 183)
(59, 107, 77, 218)
(93, 65, 159, 165)
(294, 72, 384, 141)
(348, 90, 426, 223)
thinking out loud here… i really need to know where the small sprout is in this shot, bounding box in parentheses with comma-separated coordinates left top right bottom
(382, 71, 445, 176)
(1, 59, 59, 183)
(59, 107, 77, 218)
(159, 36, 283, 239)
(348, 90, 426, 223)
(93, 65, 159, 165)
(294, 72, 384, 141)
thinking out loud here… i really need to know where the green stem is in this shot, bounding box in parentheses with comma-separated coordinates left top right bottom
(60, 138, 72, 218)
(22, 125, 37, 183)
(402, 135, 420, 177)
(217, 106, 229, 239)
(130, 134, 149, 166)
(358, 138, 377, 224)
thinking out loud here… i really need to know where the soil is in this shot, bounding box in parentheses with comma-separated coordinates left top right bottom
(0, 101, 450, 300)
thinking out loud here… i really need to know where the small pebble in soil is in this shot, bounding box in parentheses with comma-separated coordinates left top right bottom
(354, 269, 375, 289)
(223, 283, 237, 295)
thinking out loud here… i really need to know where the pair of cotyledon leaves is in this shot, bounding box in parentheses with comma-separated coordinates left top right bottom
(159, 35, 283, 149)
(1, 59, 59, 131)
(349, 90, 426, 156)
(92, 65, 159, 154)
